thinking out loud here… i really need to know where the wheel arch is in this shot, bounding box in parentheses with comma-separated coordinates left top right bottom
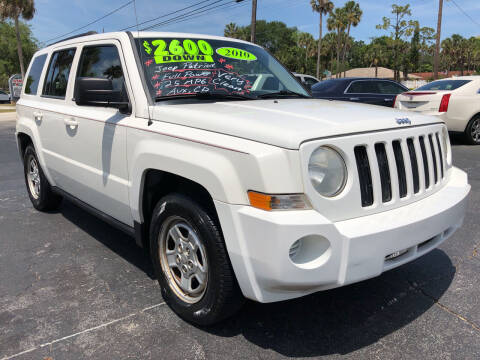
(135, 168, 224, 249)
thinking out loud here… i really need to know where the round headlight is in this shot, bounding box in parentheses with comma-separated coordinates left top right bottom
(308, 146, 347, 197)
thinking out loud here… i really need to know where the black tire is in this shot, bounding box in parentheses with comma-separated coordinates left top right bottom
(465, 115, 480, 145)
(149, 193, 244, 326)
(23, 145, 62, 211)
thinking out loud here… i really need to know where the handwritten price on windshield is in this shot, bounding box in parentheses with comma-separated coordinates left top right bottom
(144, 39, 213, 58)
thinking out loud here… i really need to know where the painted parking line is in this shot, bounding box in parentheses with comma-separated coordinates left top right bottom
(0, 302, 166, 360)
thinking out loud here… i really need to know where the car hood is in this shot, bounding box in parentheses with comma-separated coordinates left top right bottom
(150, 98, 441, 149)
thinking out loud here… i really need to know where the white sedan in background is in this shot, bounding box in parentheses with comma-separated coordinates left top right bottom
(395, 76, 480, 144)
(0, 90, 10, 103)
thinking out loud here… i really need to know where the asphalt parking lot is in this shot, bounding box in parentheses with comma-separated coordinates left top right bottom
(1, 112, 479, 360)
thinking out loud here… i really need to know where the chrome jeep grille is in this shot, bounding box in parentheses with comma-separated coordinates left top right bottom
(354, 130, 446, 207)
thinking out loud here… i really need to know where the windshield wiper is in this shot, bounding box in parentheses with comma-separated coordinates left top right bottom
(257, 90, 311, 99)
(155, 91, 257, 102)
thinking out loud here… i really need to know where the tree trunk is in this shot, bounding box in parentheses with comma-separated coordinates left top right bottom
(341, 25, 351, 78)
(336, 30, 341, 78)
(434, 0, 443, 79)
(316, 14, 323, 79)
(375, 65, 378, 78)
(14, 17, 25, 80)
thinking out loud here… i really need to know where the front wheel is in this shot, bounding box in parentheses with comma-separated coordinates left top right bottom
(149, 194, 244, 325)
(465, 115, 480, 145)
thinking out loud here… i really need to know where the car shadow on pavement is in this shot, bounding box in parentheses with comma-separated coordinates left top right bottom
(59, 200, 156, 279)
(205, 249, 455, 357)
(56, 198, 454, 358)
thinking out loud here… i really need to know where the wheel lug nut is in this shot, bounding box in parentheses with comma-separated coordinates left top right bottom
(188, 260, 194, 269)
(176, 254, 181, 264)
(181, 264, 188, 273)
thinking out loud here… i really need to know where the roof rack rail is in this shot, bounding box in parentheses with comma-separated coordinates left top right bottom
(48, 31, 98, 47)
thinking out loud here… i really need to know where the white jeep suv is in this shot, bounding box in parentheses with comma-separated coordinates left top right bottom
(16, 31, 470, 325)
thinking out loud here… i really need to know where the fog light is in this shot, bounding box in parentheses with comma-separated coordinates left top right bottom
(288, 235, 331, 269)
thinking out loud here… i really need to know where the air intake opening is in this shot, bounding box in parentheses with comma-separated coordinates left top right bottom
(392, 140, 407, 198)
(354, 146, 374, 207)
(375, 143, 392, 203)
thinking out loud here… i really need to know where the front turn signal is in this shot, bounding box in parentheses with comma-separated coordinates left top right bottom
(248, 191, 312, 211)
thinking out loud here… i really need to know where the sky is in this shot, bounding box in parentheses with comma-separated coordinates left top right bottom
(29, 0, 480, 46)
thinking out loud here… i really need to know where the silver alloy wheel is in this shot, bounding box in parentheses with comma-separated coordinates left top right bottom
(159, 216, 208, 303)
(471, 118, 480, 143)
(27, 155, 41, 199)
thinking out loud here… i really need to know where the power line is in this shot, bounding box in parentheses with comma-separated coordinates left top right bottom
(45, 1, 134, 43)
(448, 0, 480, 28)
(120, 0, 212, 31)
(153, 0, 250, 30)
(141, 0, 231, 31)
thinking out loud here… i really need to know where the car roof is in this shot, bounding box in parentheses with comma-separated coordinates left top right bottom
(434, 76, 480, 81)
(332, 77, 400, 82)
(42, 31, 257, 52)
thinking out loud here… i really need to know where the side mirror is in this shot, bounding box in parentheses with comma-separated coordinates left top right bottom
(74, 77, 130, 113)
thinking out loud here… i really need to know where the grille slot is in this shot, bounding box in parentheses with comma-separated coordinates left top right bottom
(407, 138, 420, 193)
(354, 146, 374, 207)
(375, 143, 392, 202)
(392, 140, 407, 198)
(419, 136, 430, 189)
(435, 133, 444, 178)
(428, 134, 438, 184)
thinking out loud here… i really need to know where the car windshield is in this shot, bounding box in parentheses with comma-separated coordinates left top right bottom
(311, 79, 338, 92)
(416, 79, 471, 91)
(136, 37, 310, 101)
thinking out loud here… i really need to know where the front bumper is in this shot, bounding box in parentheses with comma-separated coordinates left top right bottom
(215, 167, 470, 303)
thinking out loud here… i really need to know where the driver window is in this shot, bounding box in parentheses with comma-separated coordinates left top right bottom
(77, 45, 125, 93)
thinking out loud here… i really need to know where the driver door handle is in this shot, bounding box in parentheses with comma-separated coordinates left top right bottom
(64, 118, 79, 127)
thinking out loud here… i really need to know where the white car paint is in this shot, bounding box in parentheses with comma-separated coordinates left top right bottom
(16, 31, 470, 303)
(395, 76, 480, 133)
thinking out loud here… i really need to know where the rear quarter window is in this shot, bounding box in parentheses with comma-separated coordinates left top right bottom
(24, 54, 47, 95)
(416, 80, 471, 91)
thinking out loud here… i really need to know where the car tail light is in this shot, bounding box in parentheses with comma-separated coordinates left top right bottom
(439, 94, 451, 112)
(392, 95, 398, 108)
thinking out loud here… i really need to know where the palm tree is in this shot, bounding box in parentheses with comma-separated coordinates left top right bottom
(297, 32, 316, 73)
(310, 0, 334, 79)
(341, 1, 362, 77)
(0, 0, 36, 79)
(224, 22, 240, 39)
(327, 7, 347, 78)
(365, 42, 388, 78)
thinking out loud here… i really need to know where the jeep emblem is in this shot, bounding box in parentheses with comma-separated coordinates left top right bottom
(396, 117, 411, 125)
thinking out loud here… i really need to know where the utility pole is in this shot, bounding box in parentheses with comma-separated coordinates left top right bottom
(251, 0, 257, 43)
(434, 0, 443, 80)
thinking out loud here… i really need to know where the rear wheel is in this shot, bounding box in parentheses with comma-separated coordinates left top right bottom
(23, 145, 62, 211)
(465, 115, 480, 145)
(149, 193, 244, 325)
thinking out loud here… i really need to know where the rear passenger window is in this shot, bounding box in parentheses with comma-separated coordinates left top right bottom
(77, 45, 124, 92)
(25, 54, 47, 95)
(43, 49, 76, 98)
